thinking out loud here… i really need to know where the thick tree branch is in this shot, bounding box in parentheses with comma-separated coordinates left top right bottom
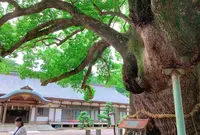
(53, 1, 129, 57)
(81, 64, 93, 90)
(41, 40, 110, 86)
(94, 5, 134, 28)
(1, 18, 75, 57)
(32, 37, 61, 48)
(25, 28, 84, 48)
(102, 12, 134, 28)
(0, 0, 21, 10)
(1, 0, 127, 57)
(0, 0, 54, 27)
(93, 3, 134, 28)
(56, 28, 84, 46)
(100, 56, 111, 85)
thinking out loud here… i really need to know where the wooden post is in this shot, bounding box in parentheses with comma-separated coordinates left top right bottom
(118, 128, 123, 135)
(48, 105, 50, 122)
(96, 129, 101, 135)
(85, 130, 90, 135)
(29, 106, 32, 124)
(113, 125, 116, 135)
(54, 108, 56, 122)
(0, 105, 3, 123)
(34, 106, 37, 124)
(143, 128, 147, 135)
(2, 104, 7, 123)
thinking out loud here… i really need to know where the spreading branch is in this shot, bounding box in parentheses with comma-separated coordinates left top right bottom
(32, 37, 61, 48)
(41, 40, 110, 86)
(0, 0, 53, 27)
(81, 64, 93, 90)
(93, 3, 134, 28)
(0, 0, 127, 57)
(1, 18, 75, 57)
(56, 28, 84, 46)
(23, 28, 84, 48)
(100, 56, 111, 85)
(0, 0, 21, 10)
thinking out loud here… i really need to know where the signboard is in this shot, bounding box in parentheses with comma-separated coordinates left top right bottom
(118, 119, 148, 130)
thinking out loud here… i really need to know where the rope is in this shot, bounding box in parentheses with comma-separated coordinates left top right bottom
(192, 116, 198, 135)
(127, 103, 200, 119)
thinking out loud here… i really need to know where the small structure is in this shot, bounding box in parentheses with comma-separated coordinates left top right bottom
(118, 118, 148, 135)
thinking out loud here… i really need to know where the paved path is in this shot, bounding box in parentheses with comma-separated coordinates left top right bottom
(0, 129, 115, 135)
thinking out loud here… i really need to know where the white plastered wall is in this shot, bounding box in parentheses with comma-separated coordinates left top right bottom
(49, 108, 55, 122)
(30, 107, 35, 122)
(55, 108, 62, 122)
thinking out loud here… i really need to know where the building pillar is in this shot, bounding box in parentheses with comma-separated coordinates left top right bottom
(2, 104, 7, 124)
(34, 106, 38, 124)
(0, 105, 3, 123)
(48, 105, 50, 122)
(85, 130, 91, 135)
(118, 129, 123, 135)
(29, 106, 32, 124)
(54, 108, 56, 122)
(96, 129, 101, 135)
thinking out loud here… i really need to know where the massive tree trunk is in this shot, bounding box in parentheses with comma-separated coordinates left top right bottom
(122, 1, 200, 134)
(124, 25, 200, 135)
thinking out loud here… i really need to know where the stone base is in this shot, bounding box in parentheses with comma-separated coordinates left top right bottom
(0, 124, 55, 132)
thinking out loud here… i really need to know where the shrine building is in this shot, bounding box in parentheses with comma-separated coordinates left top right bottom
(0, 73, 129, 127)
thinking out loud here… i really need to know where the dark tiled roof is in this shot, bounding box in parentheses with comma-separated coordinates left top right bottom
(0, 74, 129, 104)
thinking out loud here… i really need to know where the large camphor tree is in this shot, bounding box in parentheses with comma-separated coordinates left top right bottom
(0, 0, 200, 134)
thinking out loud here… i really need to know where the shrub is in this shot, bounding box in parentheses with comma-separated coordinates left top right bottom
(78, 111, 93, 129)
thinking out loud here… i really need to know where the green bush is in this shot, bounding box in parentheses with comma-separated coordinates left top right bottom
(78, 111, 94, 129)
(98, 102, 114, 128)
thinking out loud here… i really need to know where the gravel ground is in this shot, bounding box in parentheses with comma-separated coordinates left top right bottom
(0, 129, 115, 135)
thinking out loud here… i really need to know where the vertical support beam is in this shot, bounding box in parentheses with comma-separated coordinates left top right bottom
(0, 105, 3, 123)
(171, 72, 186, 135)
(143, 128, 146, 135)
(29, 106, 32, 124)
(54, 108, 56, 122)
(96, 129, 101, 135)
(48, 104, 50, 122)
(85, 130, 90, 135)
(2, 104, 7, 124)
(34, 106, 38, 124)
(118, 128, 123, 135)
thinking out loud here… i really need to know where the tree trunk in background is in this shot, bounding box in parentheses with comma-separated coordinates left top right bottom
(125, 24, 200, 135)
(122, 0, 200, 134)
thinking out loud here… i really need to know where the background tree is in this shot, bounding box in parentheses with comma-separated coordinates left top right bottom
(78, 111, 93, 129)
(98, 102, 114, 128)
(0, 0, 200, 134)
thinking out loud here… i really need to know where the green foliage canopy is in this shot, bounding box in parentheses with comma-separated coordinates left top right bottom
(0, 0, 130, 97)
